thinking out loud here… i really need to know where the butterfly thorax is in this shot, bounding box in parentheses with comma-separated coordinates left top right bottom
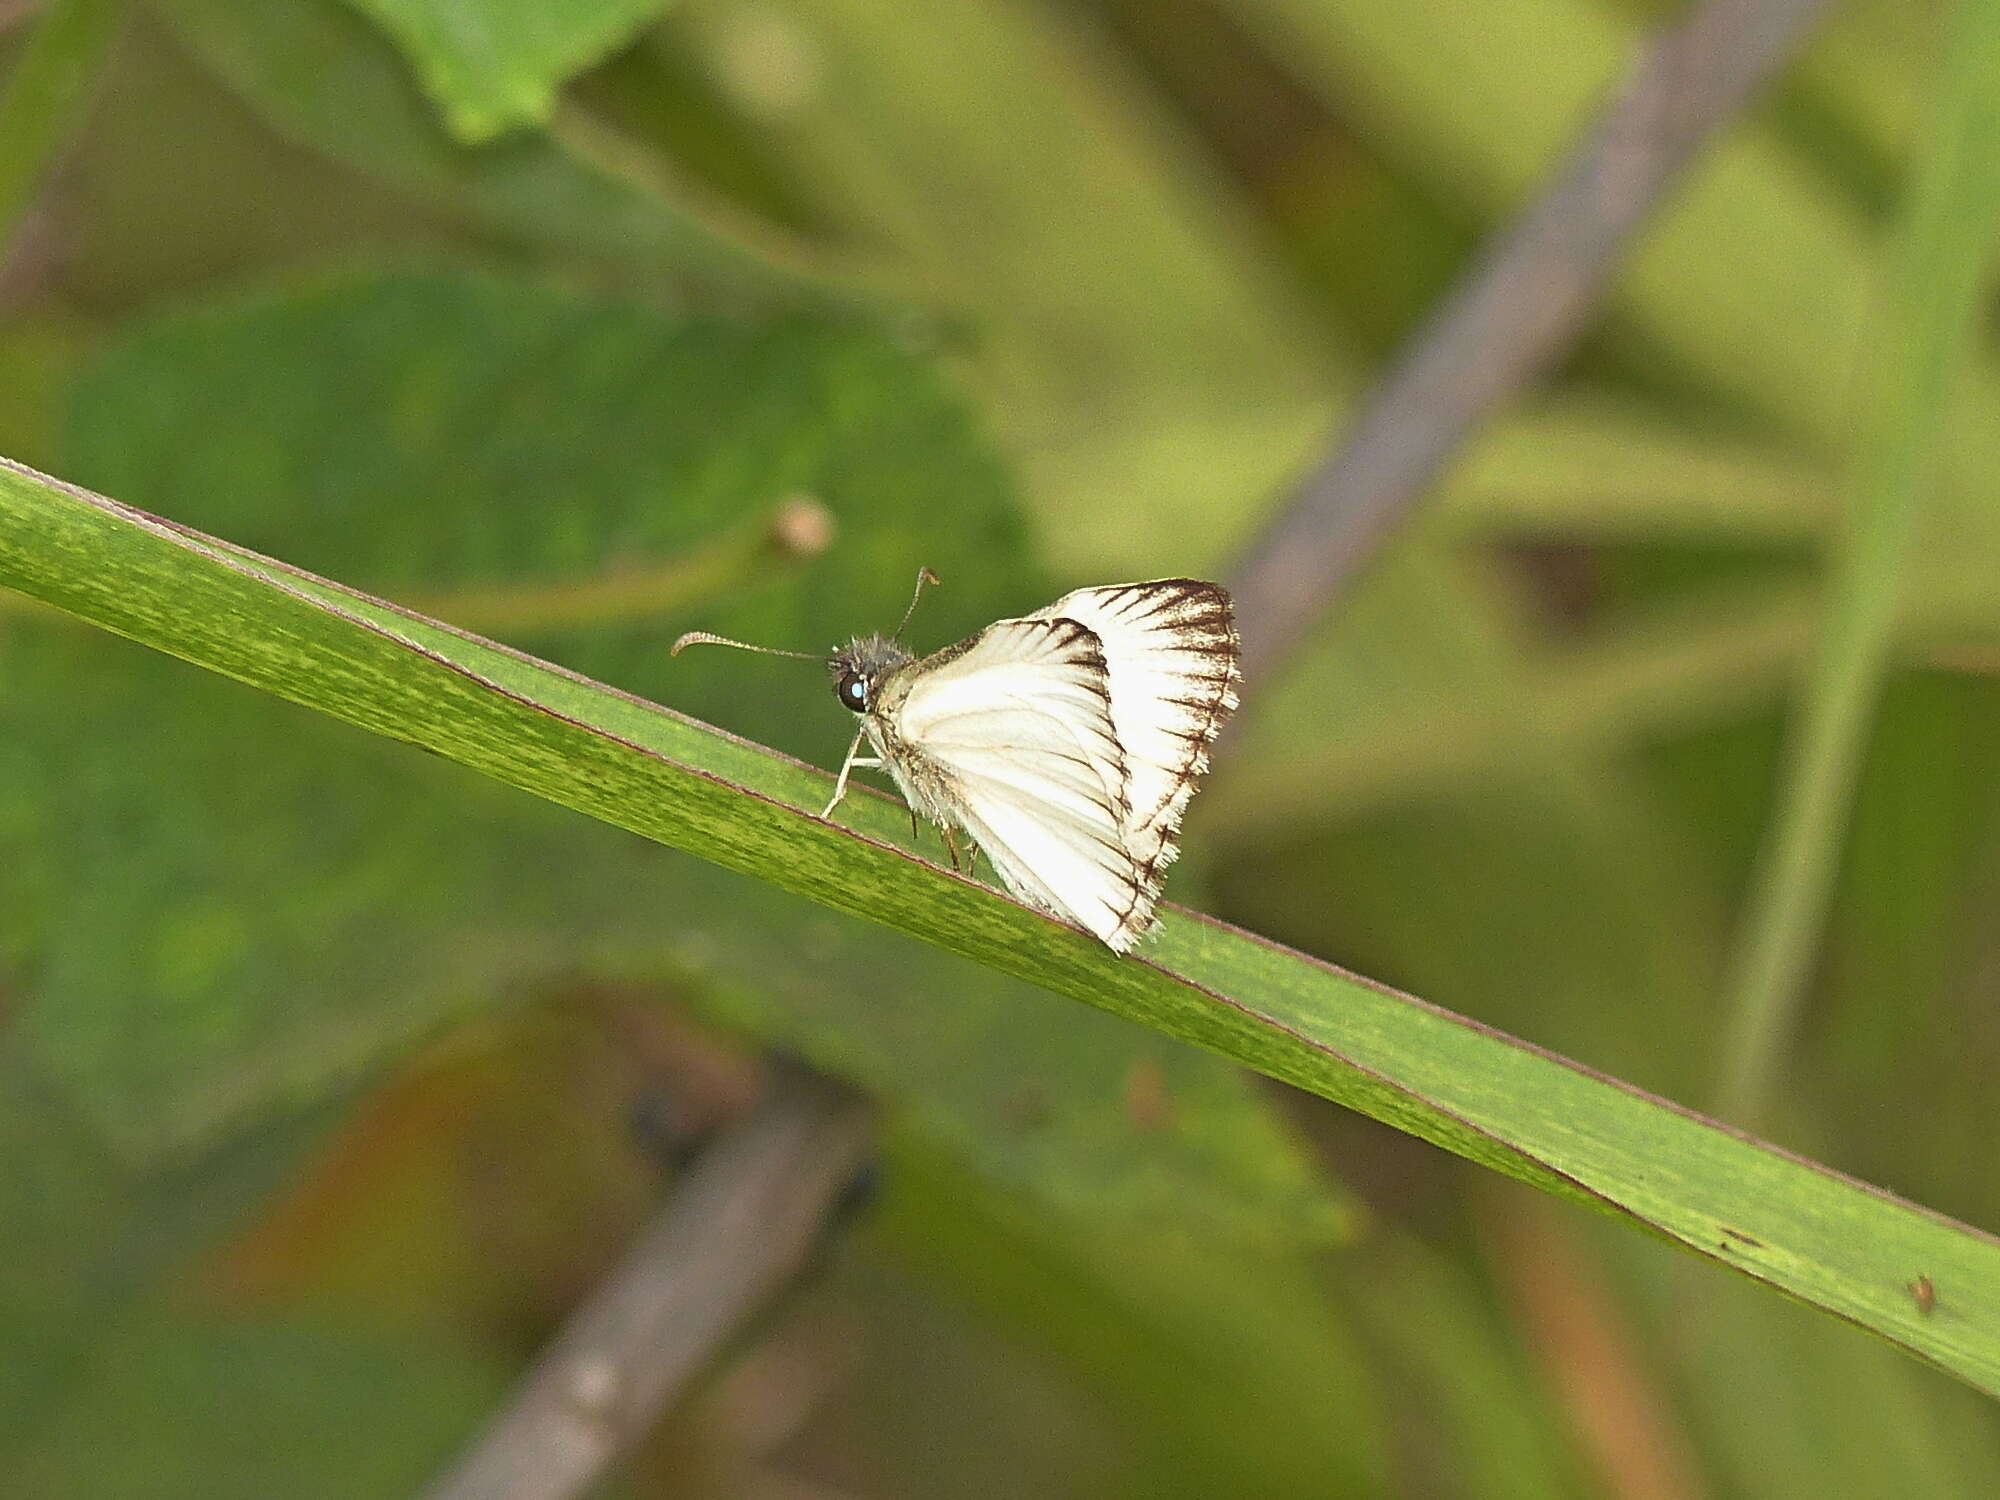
(827, 633, 970, 826)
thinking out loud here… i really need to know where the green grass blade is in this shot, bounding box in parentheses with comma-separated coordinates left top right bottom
(157, 0, 855, 312)
(1717, 0, 2000, 1123)
(3, 454, 2000, 1395)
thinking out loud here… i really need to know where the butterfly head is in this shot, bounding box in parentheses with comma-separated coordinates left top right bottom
(829, 634, 912, 716)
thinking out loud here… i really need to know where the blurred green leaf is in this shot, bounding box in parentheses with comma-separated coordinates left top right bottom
(1211, 573, 1812, 837)
(0, 1313, 504, 1499)
(0, 1033, 340, 1470)
(0, 1042, 135, 1452)
(16, 269, 1341, 1248)
(1209, 542, 1725, 1102)
(0, 0, 126, 248)
(4, 452, 2000, 1394)
(1233, 0, 1858, 436)
(1587, 1219, 2000, 1500)
(157, 0, 844, 309)
(1231, 0, 2000, 488)
(0, 319, 88, 472)
(1717, 0, 2000, 1123)
(5, 0, 1995, 1489)
(1437, 392, 1832, 545)
(1778, 0, 1926, 203)
(1684, 1272, 2000, 1500)
(1343, 1228, 1592, 1500)
(876, 1140, 1386, 1499)
(1211, 546, 2000, 845)
(1812, 672, 2000, 1231)
(664, 0, 1343, 574)
(60, 269, 1025, 758)
(343, 0, 671, 142)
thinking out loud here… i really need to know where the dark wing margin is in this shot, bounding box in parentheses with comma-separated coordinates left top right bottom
(1029, 578, 1241, 904)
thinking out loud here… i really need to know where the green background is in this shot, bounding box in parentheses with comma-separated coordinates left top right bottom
(1, 0, 1998, 1495)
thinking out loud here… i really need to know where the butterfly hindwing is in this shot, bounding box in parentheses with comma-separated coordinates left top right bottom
(1026, 580, 1240, 880)
(947, 776, 1153, 949)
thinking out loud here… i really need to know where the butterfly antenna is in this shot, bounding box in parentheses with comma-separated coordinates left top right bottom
(894, 567, 942, 640)
(670, 631, 819, 660)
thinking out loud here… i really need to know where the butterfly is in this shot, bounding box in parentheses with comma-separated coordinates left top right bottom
(674, 572, 1240, 951)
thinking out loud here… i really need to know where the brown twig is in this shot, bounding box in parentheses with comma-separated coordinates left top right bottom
(1227, 0, 1836, 683)
(421, 1066, 874, 1500)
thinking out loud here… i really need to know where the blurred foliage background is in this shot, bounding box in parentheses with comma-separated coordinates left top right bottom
(2, 0, 1998, 1495)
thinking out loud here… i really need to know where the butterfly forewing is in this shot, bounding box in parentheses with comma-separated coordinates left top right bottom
(887, 616, 1156, 947)
(893, 618, 1123, 769)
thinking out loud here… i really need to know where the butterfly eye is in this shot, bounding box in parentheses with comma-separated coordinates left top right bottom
(835, 673, 869, 713)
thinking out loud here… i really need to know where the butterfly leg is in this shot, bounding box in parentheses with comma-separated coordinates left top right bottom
(820, 724, 881, 818)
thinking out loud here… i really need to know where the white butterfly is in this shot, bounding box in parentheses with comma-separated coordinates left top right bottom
(675, 573, 1240, 951)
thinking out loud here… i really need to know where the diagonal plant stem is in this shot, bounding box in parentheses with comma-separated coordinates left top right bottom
(1714, 0, 2000, 1126)
(421, 1065, 873, 1500)
(5, 454, 2000, 1392)
(1227, 0, 1833, 681)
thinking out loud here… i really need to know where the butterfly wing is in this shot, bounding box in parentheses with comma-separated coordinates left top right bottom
(1025, 579, 1240, 880)
(887, 616, 1159, 949)
(885, 580, 1239, 952)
